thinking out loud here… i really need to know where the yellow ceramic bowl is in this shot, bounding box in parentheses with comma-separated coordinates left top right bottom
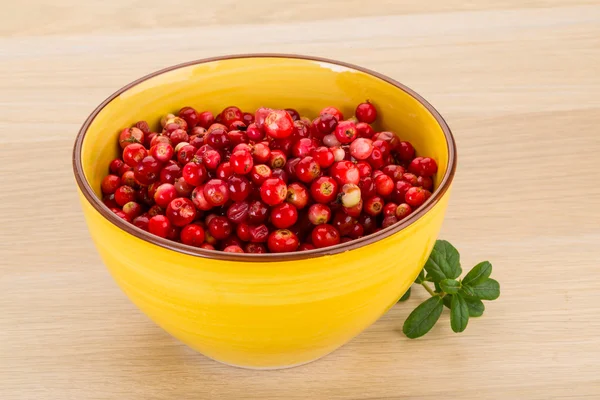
(73, 54, 456, 369)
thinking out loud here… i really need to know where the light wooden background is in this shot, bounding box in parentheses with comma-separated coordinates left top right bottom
(1, 1, 600, 399)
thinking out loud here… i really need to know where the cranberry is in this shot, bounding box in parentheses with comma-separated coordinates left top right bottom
(101, 175, 121, 194)
(114, 185, 135, 206)
(348, 222, 364, 239)
(223, 245, 244, 253)
(242, 112, 255, 125)
(203, 179, 229, 206)
(154, 183, 177, 208)
(382, 215, 399, 228)
(250, 164, 272, 185)
(178, 106, 198, 128)
(268, 229, 299, 253)
(119, 127, 144, 149)
(264, 109, 294, 139)
(349, 138, 372, 160)
(198, 111, 214, 129)
(163, 116, 188, 132)
(249, 224, 269, 243)
(299, 243, 315, 251)
(160, 161, 181, 184)
(356, 161, 372, 178)
(397, 141, 416, 162)
(332, 213, 356, 236)
(285, 108, 300, 121)
(320, 106, 344, 121)
(245, 243, 267, 253)
(409, 157, 438, 177)
(228, 129, 247, 145)
(355, 122, 374, 138)
(208, 216, 232, 240)
(334, 121, 358, 144)
(247, 200, 269, 224)
(176, 145, 196, 165)
(367, 147, 384, 169)
(230, 150, 254, 175)
(244, 123, 262, 142)
(150, 133, 171, 148)
(295, 156, 321, 183)
(311, 224, 341, 248)
(220, 106, 243, 127)
(374, 174, 394, 197)
(205, 129, 230, 149)
(173, 177, 193, 197)
(417, 175, 434, 191)
(343, 199, 363, 218)
(170, 129, 189, 146)
(252, 142, 270, 163)
(166, 198, 197, 227)
(292, 138, 317, 158)
(191, 186, 212, 211)
(226, 175, 250, 202)
(216, 161, 234, 180)
(355, 101, 377, 123)
(391, 180, 412, 204)
(286, 182, 309, 209)
(148, 215, 171, 238)
(271, 203, 298, 229)
(330, 161, 359, 185)
(260, 178, 287, 206)
(227, 201, 249, 224)
(311, 146, 334, 168)
(310, 176, 338, 204)
(292, 120, 310, 140)
(358, 176, 376, 200)
(269, 150, 287, 169)
(122, 143, 148, 167)
(308, 204, 331, 225)
(180, 223, 205, 247)
(133, 213, 150, 231)
(405, 187, 432, 208)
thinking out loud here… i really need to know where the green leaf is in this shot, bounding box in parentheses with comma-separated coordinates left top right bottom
(443, 294, 453, 309)
(440, 279, 461, 294)
(434, 282, 442, 293)
(398, 287, 411, 302)
(450, 293, 469, 333)
(464, 297, 485, 317)
(466, 279, 500, 300)
(403, 296, 444, 339)
(462, 261, 492, 286)
(424, 240, 462, 282)
(460, 285, 475, 297)
(415, 269, 425, 284)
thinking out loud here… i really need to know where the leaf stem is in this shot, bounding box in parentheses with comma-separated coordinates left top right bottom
(421, 282, 437, 297)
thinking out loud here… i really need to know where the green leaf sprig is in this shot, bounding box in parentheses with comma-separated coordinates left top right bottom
(398, 240, 500, 339)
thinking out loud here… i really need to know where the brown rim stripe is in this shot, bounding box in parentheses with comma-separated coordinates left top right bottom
(72, 54, 457, 262)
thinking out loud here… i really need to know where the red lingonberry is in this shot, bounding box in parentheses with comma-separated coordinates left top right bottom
(264, 109, 294, 139)
(285, 108, 300, 121)
(292, 138, 318, 158)
(356, 161, 372, 178)
(395, 203, 413, 220)
(122, 201, 142, 220)
(343, 199, 363, 218)
(236, 223, 252, 241)
(135, 121, 150, 134)
(154, 183, 177, 208)
(313, 114, 338, 138)
(311, 146, 335, 168)
(310, 176, 338, 204)
(270, 203, 298, 229)
(268, 229, 299, 253)
(330, 161, 360, 185)
(374, 174, 394, 197)
(299, 243, 315, 251)
(402, 173, 419, 186)
(101, 175, 121, 194)
(205, 128, 231, 149)
(170, 129, 189, 146)
(311, 224, 341, 248)
(364, 196, 384, 216)
(391, 180, 412, 204)
(247, 200, 269, 224)
(220, 106, 243, 128)
(397, 141, 415, 162)
(216, 161, 234, 180)
(159, 161, 181, 184)
(176, 145, 196, 165)
(174, 177, 194, 197)
(122, 143, 148, 167)
(203, 179, 229, 206)
(166, 197, 197, 227)
(114, 185, 135, 207)
(150, 133, 171, 148)
(178, 106, 199, 128)
(350, 138, 373, 160)
(339, 183, 361, 208)
(383, 202, 398, 217)
(148, 215, 171, 238)
(308, 203, 331, 225)
(292, 120, 310, 140)
(119, 127, 144, 149)
(109, 159, 125, 174)
(249, 224, 269, 243)
(227, 201, 250, 224)
(250, 164, 272, 185)
(133, 156, 161, 185)
(409, 157, 438, 177)
(245, 243, 267, 253)
(404, 187, 432, 208)
(191, 186, 212, 211)
(150, 142, 174, 163)
(269, 149, 287, 169)
(320, 106, 344, 121)
(286, 182, 309, 209)
(230, 150, 254, 175)
(417, 175, 434, 191)
(208, 216, 232, 240)
(356, 122, 374, 138)
(252, 142, 270, 163)
(180, 223, 205, 247)
(382, 214, 399, 228)
(334, 121, 358, 144)
(133, 213, 150, 231)
(198, 111, 214, 129)
(259, 178, 287, 206)
(182, 161, 207, 187)
(355, 102, 377, 124)
(295, 156, 321, 183)
(223, 245, 244, 253)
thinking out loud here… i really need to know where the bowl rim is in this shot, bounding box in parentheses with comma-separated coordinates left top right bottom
(73, 53, 457, 262)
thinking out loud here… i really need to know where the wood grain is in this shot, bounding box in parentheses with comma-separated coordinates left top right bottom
(1, 1, 600, 399)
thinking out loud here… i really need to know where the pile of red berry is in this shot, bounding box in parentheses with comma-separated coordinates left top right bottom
(100, 102, 438, 253)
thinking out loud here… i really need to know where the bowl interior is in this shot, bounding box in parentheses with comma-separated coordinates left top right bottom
(80, 56, 450, 201)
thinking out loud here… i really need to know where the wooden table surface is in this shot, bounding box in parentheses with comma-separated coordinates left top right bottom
(2, 1, 600, 399)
